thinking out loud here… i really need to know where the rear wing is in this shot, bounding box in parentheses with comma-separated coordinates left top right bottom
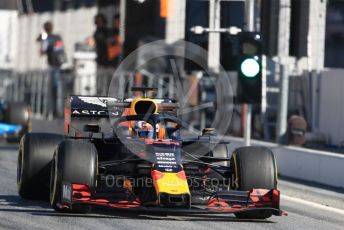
(64, 95, 179, 135)
(65, 96, 124, 135)
(68, 96, 122, 118)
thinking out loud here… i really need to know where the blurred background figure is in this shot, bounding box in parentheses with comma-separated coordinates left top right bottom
(107, 14, 122, 67)
(36, 21, 66, 120)
(93, 13, 109, 67)
(93, 13, 114, 96)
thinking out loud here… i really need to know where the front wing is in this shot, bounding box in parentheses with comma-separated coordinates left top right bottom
(58, 183, 286, 216)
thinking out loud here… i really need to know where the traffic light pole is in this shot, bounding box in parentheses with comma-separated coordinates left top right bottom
(189, 0, 243, 134)
(208, 0, 221, 74)
(243, 104, 252, 146)
(243, 0, 255, 146)
(275, 0, 291, 144)
(276, 64, 289, 144)
(198, 0, 221, 131)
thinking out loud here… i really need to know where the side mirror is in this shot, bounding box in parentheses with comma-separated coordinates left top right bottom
(84, 124, 101, 133)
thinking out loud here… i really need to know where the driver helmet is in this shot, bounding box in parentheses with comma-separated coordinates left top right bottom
(133, 121, 153, 138)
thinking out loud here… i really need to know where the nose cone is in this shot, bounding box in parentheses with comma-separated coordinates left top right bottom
(151, 170, 191, 208)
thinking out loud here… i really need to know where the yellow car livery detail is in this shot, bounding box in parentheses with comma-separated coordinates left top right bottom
(151, 170, 190, 195)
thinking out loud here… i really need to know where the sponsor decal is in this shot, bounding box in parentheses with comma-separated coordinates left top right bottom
(72, 109, 119, 117)
(154, 152, 180, 172)
(70, 96, 121, 117)
(155, 152, 177, 164)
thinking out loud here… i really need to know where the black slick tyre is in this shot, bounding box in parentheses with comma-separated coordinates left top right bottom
(50, 140, 98, 213)
(17, 133, 64, 199)
(231, 146, 277, 219)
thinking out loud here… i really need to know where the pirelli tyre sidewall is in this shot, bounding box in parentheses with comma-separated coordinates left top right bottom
(50, 140, 98, 212)
(231, 146, 278, 219)
(17, 133, 64, 200)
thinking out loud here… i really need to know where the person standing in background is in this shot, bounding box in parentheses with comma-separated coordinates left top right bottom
(93, 13, 112, 95)
(107, 14, 122, 67)
(94, 13, 110, 67)
(36, 21, 66, 120)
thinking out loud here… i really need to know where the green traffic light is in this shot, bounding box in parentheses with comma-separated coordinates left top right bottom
(240, 58, 260, 78)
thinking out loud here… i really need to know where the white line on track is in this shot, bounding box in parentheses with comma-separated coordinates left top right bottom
(282, 194, 344, 216)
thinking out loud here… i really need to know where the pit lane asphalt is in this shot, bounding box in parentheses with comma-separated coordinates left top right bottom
(0, 120, 344, 229)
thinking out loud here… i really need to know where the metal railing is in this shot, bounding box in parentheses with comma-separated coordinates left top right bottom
(0, 70, 74, 118)
(0, 69, 182, 119)
(0, 69, 229, 137)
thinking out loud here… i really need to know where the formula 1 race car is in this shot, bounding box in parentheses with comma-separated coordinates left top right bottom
(17, 87, 285, 219)
(0, 100, 31, 142)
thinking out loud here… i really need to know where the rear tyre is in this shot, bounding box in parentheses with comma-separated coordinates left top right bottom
(50, 140, 98, 213)
(17, 133, 64, 200)
(5, 102, 31, 142)
(231, 146, 277, 219)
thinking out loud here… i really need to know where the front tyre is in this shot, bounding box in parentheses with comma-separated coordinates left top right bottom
(50, 140, 98, 213)
(231, 146, 277, 219)
(17, 133, 64, 200)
